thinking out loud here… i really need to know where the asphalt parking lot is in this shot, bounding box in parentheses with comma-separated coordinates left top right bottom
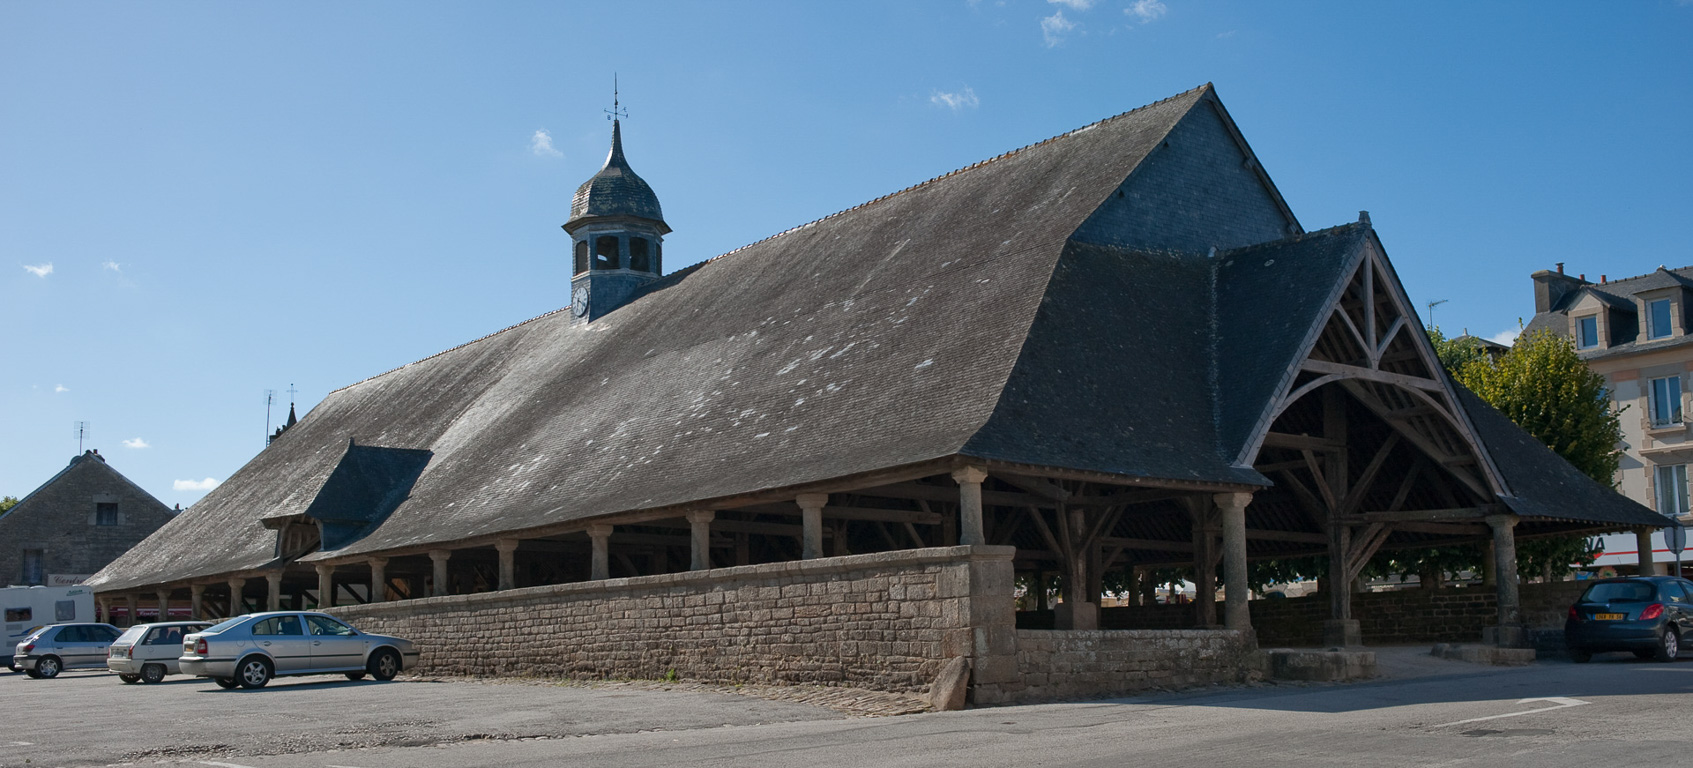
(0, 668, 840, 767)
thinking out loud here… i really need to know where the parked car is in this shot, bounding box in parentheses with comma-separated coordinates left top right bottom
(179, 611, 419, 689)
(107, 621, 213, 684)
(12, 622, 123, 678)
(1565, 576, 1693, 663)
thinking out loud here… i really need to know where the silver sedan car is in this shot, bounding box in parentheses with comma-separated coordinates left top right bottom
(179, 611, 419, 689)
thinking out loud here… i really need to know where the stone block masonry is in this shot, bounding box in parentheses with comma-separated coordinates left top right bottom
(332, 546, 1016, 694)
(331, 545, 1260, 704)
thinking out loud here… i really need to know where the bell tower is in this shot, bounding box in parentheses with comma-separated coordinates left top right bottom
(564, 88, 670, 323)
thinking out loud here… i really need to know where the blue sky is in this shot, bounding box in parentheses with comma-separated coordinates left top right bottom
(3, 1, 1690, 507)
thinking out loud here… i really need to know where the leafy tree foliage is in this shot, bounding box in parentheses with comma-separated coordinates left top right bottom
(0, 496, 17, 514)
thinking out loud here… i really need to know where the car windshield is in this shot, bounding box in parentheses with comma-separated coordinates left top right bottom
(200, 617, 247, 634)
(1581, 581, 1657, 603)
(116, 626, 148, 644)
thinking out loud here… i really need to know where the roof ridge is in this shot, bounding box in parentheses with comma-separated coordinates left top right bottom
(326, 307, 571, 397)
(1217, 220, 1365, 255)
(1586, 265, 1693, 290)
(686, 84, 1214, 273)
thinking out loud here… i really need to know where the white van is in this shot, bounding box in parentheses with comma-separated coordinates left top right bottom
(3, 586, 96, 671)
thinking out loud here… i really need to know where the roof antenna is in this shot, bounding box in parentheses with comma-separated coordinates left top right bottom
(605, 74, 628, 122)
(1426, 299, 1448, 330)
(264, 389, 277, 447)
(74, 420, 91, 454)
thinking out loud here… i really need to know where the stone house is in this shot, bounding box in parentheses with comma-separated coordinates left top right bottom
(1523, 264, 1693, 573)
(2, 451, 175, 589)
(87, 85, 1668, 702)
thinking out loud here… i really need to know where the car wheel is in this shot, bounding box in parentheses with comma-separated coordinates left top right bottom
(368, 649, 401, 682)
(236, 657, 273, 689)
(1654, 629, 1680, 662)
(140, 664, 167, 684)
(118, 673, 142, 684)
(344, 671, 367, 681)
(213, 677, 240, 689)
(36, 656, 62, 679)
(24, 668, 43, 679)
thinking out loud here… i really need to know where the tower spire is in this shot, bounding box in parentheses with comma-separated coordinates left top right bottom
(605, 74, 627, 123)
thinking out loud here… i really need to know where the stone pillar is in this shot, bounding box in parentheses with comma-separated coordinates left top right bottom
(124, 594, 139, 627)
(687, 510, 715, 571)
(1216, 491, 1254, 633)
(189, 585, 205, 620)
(588, 525, 613, 580)
(1484, 514, 1527, 647)
(96, 597, 108, 624)
(316, 564, 336, 608)
(1636, 527, 1657, 576)
(952, 466, 989, 547)
(796, 493, 828, 560)
(368, 557, 388, 603)
(428, 550, 451, 597)
(227, 578, 245, 617)
(496, 539, 519, 590)
(266, 572, 283, 611)
(154, 589, 171, 622)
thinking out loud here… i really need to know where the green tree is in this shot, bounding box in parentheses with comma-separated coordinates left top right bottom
(0, 496, 17, 514)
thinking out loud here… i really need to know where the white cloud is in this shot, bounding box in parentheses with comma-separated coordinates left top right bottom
(1046, 0, 1094, 10)
(931, 87, 980, 112)
(122, 437, 150, 449)
(1216, 30, 1237, 39)
(23, 263, 52, 278)
(103, 260, 121, 272)
(1041, 11, 1076, 46)
(54, 384, 69, 393)
(1487, 328, 1520, 347)
(174, 477, 220, 492)
(530, 129, 563, 158)
(1127, 0, 1167, 23)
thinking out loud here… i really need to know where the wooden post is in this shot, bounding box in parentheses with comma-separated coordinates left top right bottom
(1191, 500, 1218, 628)
(189, 584, 204, 620)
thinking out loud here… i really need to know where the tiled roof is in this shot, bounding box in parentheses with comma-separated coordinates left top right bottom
(567, 119, 667, 230)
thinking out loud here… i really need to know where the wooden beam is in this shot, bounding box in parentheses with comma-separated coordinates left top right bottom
(1338, 379, 1494, 501)
(995, 473, 1072, 502)
(1390, 521, 1490, 537)
(1301, 449, 1340, 512)
(858, 482, 1037, 509)
(1337, 432, 1402, 516)
(1302, 358, 1445, 392)
(1245, 529, 1329, 544)
(1263, 432, 1346, 452)
(1025, 507, 1065, 561)
(1099, 536, 1196, 553)
(1344, 506, 1493, 523)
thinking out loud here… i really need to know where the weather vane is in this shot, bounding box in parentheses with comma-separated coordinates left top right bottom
(605, 74, 627, 121)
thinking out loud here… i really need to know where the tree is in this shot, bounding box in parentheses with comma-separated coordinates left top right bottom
(0, 496, 17, 515)
(1439, 327, 1621, 579)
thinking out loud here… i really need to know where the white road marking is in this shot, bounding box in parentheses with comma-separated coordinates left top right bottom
(325, 765, 372, 767)
(1433, 696, 1590, 728)
(7, 741, 31, 746)
(197, 761, 263, 768)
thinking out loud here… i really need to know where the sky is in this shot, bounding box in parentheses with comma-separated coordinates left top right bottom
(3, 1, 1690, 508)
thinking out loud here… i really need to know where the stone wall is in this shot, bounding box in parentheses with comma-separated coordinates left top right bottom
(0, 453, 175, 587)
(1081, 580, 1591, 648)
(974, 629, 1258, 704)
(331, 546, 1014, 694)
(328, 544, 1263, 705)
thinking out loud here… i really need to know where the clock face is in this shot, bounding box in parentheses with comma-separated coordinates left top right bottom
(572, 285, 589, 317)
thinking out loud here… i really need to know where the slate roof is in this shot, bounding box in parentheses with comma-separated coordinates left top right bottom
(567, 119, 668, 232)
(1524, 266, 1693, 360)
(1453, 385, 1671, 528)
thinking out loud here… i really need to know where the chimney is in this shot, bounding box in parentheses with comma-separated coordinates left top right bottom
(1601, 275, 1607, 284)
(1531, 267, 1586, 313)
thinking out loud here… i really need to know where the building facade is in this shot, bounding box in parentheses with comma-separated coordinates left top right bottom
(1523, 265, 1693, 572)
(1, 451, 176, 587)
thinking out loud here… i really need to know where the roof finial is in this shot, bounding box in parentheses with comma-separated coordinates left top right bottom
(605, 73, 628, 123)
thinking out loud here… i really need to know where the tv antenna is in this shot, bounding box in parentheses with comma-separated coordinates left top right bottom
(605, 74, 627, 121)
(74, 421, 91, 453)
(264, 389, 277, 447)
(1426, 299, 1448, 330)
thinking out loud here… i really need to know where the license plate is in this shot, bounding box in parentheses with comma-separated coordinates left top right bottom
(1594, 613, 1625, 620)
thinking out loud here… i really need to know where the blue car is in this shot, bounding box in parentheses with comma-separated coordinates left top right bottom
(1565, 576, 1693, 663)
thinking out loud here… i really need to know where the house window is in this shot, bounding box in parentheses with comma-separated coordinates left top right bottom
(1576, 316, 1599, 349)
(1656, 464, 1689, 517)
(573, 240, 589, 275)
(1649, 298, 1673, 340)
(21, 549, 43, 586)
(628, 237, 650, 272)
(594, 236, 620, 270)
(1650, 376, 1683, 426)
(95, 502, 118, 526)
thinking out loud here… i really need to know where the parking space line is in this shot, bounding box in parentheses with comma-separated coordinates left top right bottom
(197, 761, 263, 768)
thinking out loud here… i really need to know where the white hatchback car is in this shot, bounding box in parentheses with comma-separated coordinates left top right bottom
(107, 621, 213, 684)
